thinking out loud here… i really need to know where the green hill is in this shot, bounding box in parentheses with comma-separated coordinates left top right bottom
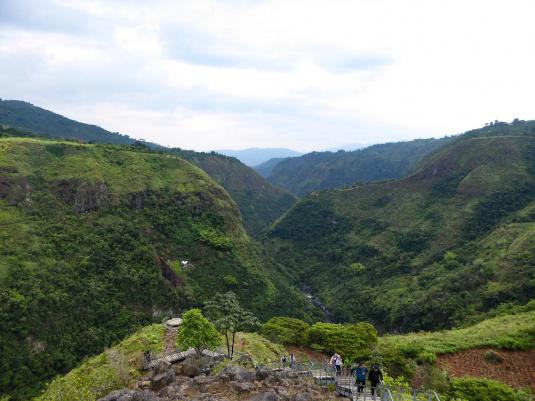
(0, 102, 296, 238)
(266, 124, 535, 332)
(170, 149, 296, 238)
(0, 137, 310, 400)
(265, 137, 453, 196)
(0, 100, 147, 146)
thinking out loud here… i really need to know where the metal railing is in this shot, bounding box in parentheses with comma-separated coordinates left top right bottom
(265, 360, 442, 401)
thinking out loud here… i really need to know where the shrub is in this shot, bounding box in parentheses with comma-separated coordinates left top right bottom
(177, 309, 221, 358)
(307, 322, 377, 359)
(261, 317, 310, 346)
(448, 377, 532, 401)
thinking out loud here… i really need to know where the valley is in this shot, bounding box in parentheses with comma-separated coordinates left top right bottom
(0, 109, 533, 401)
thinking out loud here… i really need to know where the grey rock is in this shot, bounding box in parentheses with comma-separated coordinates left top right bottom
(222, 366, 256, 382)
(154, 360, 172, 375)
(150, 370, 175, 392)
(255, 366, 271, 381)
(248, 390, 279, 401)
(231, 381, 255, 393)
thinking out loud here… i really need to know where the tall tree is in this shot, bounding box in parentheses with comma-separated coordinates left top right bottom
(204, 291, 260, 358)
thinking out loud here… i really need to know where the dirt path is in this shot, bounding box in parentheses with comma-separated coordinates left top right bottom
(436, 348, 535, 392)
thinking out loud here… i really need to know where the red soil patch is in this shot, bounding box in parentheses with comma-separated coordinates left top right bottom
(286, 345, 328, 364)
(436, 348, 535, 392)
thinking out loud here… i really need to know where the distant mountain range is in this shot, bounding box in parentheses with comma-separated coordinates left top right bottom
(215, 147, 303, 166)
(258, 137, 452, 196)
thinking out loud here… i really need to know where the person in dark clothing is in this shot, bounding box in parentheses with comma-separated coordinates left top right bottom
(368, 365, 383, 396)
(354, 362, 368, 394)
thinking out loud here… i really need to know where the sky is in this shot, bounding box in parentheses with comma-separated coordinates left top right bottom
(1, 0, 535, 152)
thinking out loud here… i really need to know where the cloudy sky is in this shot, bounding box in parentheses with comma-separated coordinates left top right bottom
(1, 0, 535, 151)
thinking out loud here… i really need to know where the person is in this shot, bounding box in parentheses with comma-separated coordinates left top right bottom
(329, 353, 337, 372)
(334, 353, 342, 375)
(355, 362, 368, 394)
(368, 365, 384, 396)
(280, 354, 288, 368)
(289, 353, 296, 368)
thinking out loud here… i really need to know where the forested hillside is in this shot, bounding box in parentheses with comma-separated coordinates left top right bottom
(0, 137, 312, 400)
(266, 121, 535, 332)
(170, 149, 296, 238)
(265, 137, 452, 196)
(0, 100, 142, 146)
(0, 101, 296, 238)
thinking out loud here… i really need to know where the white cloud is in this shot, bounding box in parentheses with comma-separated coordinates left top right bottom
(1, 0, 534, 151)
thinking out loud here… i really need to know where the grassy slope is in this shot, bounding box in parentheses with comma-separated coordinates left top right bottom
(380, 310, 535, 355)
(266, 125, 535, 332)
(266, 137, 452, 196)
(0, 137, 310, 400)
(35, 324, 165, 401)
(35, 328, 285, 401)
(171, 149, 296, 238)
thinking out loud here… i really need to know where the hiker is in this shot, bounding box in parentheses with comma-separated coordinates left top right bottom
(354, 362, 368, 394)
(330, 353, 342, 375)
(368, 365, 384, 396)
(289, 353, 296, 368)
(281, 354, 288, 368)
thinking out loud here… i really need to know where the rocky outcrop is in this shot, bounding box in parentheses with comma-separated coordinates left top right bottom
(99, 364, 336, 401)
(55, 179, 108, 212)
(0, 175, 31, 204)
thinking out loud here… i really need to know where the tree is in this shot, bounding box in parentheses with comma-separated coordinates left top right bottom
(177, 309, 221, 358)
(204, 291, 260, 358)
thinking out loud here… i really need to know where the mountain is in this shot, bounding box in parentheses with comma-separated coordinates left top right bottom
(265, 121, 535, 332)
(0, 100, 295, 238)
(168, 149, 296, 238)
(265, 137, 453, 196)
(216, 147, 303, 166)
(253, 157, 289, 178)
(0, 133, 313, 400)
(0, 99, 159, 147)
(324, 142, 370, 152)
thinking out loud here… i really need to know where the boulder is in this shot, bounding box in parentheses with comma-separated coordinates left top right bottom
(154, 360, 172, 375)
(231, 381, 255, 393)
(248, 390, 279, 401)
(150, 370, 175, 392)
(222, 366, 256, 382)
(255, 365, 271, 381)
(98, 389, 162, 401)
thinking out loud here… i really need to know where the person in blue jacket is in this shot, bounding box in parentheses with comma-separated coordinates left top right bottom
(354, 362, 368, 394)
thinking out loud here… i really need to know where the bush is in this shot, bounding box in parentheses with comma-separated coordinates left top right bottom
(307, 322, 377, 359)
(448, 377, 532, 401)
(261, 317, 310, 346)
(177, 309, 221, 357)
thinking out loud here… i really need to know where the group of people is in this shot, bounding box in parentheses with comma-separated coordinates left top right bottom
(353, 362, 384, 396)
(280, 353, 296, 368)
(330, 354, 384, 396)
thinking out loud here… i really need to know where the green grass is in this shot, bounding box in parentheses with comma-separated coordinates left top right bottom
(34, 324, 165, 401)
(234, 332, 287, 365)
(380, 310, 535, 355)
